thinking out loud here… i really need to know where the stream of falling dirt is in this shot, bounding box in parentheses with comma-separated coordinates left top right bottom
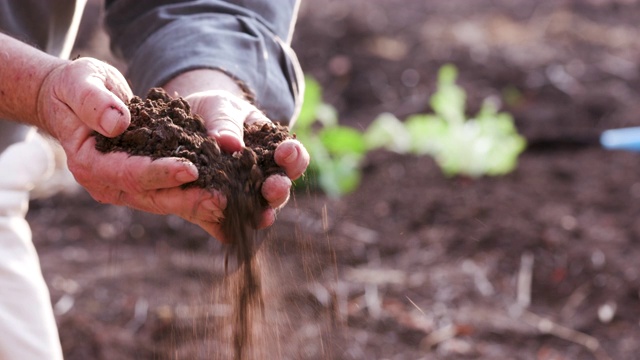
(209, 163, 335, 359)
(227, 232, 262, 358)
(221, 179, 265, 360)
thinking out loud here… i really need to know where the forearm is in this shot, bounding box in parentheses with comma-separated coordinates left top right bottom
(0, 33, 67, 128)
(105, 0, 303, 125)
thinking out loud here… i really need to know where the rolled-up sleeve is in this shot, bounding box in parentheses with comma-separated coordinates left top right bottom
(104, 0, 303, 125)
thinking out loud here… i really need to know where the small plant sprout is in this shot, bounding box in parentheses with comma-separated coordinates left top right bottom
(365, 64, 526, 177)
(294, 76, 367, 197)
(296, 66, 526, 196)
(363, 112, 412, 153)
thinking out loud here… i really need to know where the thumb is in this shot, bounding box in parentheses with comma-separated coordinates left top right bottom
(59, 58, 132, 137)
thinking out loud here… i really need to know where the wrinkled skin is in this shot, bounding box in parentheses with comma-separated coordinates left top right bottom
(36, 58, 310, 242)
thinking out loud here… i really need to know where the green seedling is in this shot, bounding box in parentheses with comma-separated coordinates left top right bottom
(294, 76, 367, 197)
(365, 64, 526, 177)
(295, 66, 526, 196)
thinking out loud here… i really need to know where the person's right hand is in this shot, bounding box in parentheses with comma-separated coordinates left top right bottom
(36, 58, 227, 235)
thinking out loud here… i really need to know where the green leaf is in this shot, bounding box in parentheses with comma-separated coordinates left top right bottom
(295, 65, 527, 194)
(291, 75, 369, 197)
(483, 135, 526, 175)
(316, 103, 338, 127)
(430, 64, 466, 125)
(364, 112, 411, 153)
(296, 128, 365, 197)
(296, 76, 323, 130)
(475, 96, 499, 120)
(403, 64, 528, 178)
(319, 125, 367, 156)
(430, 111, 526, 177)
(477, 111, 517, 135)
(404, 114, 447, 155)
(317, 153, 363, 197)
(438, 63, 458, 84)
(298, 138, 329, 188)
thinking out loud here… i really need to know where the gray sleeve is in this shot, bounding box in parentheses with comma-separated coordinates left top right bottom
(104, 0, 303, 125)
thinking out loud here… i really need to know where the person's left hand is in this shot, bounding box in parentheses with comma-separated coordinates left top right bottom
(182, 90, 310, 240)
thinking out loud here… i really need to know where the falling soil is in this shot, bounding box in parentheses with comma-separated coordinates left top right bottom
(94, 88, 293, 359)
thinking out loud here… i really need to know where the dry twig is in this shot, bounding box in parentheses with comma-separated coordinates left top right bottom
(517, 252, 534, 309)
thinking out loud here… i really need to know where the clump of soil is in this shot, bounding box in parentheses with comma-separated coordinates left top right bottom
(94, 87, 294, 359)
(94, 87, 292, 202)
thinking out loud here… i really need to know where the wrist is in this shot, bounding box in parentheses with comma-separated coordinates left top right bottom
(162, 69, 255, 104)
(35, 61, 70, 137)
(0, 33, 68, 129)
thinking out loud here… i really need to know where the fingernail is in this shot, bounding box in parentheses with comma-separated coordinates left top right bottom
(218, 129, 239, 137)
(217, 129, 243, 144)
(284, 147, 298, 164)
(214, 129, 244, 152)
(100, 111, 122, 136)
(175, 167, 198, 183)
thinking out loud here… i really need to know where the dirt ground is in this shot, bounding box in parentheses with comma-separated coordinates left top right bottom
(27, 0, 640, 359)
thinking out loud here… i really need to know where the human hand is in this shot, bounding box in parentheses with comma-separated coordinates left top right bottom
(35, 58, 229, 237)
(182, 89, 310, 240)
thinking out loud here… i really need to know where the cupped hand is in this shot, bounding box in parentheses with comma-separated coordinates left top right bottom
(184, 90, 310, 239)
(35, 58, 229, 238)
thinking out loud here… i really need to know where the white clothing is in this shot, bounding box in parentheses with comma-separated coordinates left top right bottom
(0, 131, 60, 360)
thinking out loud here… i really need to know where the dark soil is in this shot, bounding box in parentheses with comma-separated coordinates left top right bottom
(26, 0, 640, 359)
(94, 87, 290, 205)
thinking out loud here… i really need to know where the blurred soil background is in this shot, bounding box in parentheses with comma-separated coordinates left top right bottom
(28, 0, 640, 359)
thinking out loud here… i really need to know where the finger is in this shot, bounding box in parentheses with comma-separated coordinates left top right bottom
(209, 118, 244, 153)
(80, 77, 130, 137)
(121, 158, 198, 191)
(97, 153, 198, 192)
(189, 93, 246, 152)
(274, 139, 310, 180)
(139, 158, 199, 188)
(256, 208, 276, 230)
(121, 187, 226, 225)
(214, 109, 269, 152)
(60, 60, 131, 137)
(261, 174, 291, 209)
(71, 139, 198, 192)
(103, 65, 134, 103)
